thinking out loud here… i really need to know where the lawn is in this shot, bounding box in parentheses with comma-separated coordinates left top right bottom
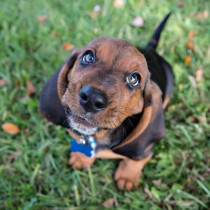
(0, 0, 209, 209)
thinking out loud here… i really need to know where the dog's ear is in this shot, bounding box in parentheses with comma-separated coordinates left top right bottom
(57, 49, 81, 98)
(113, 79, 165, 150)
(39, 49, 80, 127)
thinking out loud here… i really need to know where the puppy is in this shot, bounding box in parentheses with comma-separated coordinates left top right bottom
(39, 13, 174, 190)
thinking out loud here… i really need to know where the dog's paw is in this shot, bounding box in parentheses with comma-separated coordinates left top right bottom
(68, 152, 95, 170)
(114, 159, 141, 191)
(115, 178, 139, 191)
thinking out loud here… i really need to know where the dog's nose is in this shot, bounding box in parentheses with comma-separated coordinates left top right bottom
(79, 86, 108, 113)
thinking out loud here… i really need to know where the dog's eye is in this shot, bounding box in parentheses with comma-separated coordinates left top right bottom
(126, 72, 141, 88)
(81, 51, 95, 65)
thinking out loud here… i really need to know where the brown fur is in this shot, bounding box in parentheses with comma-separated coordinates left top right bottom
(58, 38, 149, 140)
(56, 37, 165, 190)
(41, 36, 172, 190)
(39, 13, 174, 191)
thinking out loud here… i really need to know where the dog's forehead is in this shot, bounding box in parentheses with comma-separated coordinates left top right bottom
(84, 37, 146, 71)
(87, 37, 143, 58)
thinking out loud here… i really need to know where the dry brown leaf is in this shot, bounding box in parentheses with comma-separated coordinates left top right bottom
(178, 1, 184, 7)
(185, 56, 192, 66)
(170, 46, 175, 53)
(2, 123, 20, 135)
(26, 80, 36, 97)
(179, 83, 183, 91)
(43, 147, 48, 153)
(90, 12, 98, 18)
(113, 0, 125, 8)
(63, 42, 74, 51)
(199, 113, 207, 124)
(188, 30, 195, 39)
(102, 197, 114, 208)
(15, 79, 21, 88)
(195, 12, 203, 19)
(0, 79, 7, 87)
(186, 42, 195, 51)
(152, 179, 162, 186)
(131, 16, 144, 27)
(51, 30, 58, 37)
(203, 10, 209, 18)
(144, 187, 153, 199)
(195, 10, 208, 19)
(195, 69, 203, 82)
(38, 15, 47, 24)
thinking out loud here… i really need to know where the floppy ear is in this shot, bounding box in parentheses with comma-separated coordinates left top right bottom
(57, 49, 81, 98)
(39, 49, 80, 127)
(113, 79, 165, 152)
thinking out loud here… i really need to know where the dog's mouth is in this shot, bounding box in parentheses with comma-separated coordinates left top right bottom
(65, 108, 98, 136)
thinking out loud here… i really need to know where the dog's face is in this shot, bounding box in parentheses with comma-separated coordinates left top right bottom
(58, 37, 150, 137)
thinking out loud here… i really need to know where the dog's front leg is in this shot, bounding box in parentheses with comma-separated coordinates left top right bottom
(114, 154, 152, 190)
(68, 152, 96, 170)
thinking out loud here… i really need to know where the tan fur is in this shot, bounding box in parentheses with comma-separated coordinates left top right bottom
(114, 155, 152, 190)
(57, 38, 149, 137)
(55, 37, 167, 190)
(69, 152, 95, 170)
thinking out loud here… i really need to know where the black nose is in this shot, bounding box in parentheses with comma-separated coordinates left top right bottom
(79, 86, 108, 113)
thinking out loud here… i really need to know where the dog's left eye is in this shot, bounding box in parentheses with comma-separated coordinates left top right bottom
(81, 51, 96, 65)
(126, 72, 141, 88)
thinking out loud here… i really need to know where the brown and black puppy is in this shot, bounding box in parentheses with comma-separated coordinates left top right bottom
(39, 13, 174, 190)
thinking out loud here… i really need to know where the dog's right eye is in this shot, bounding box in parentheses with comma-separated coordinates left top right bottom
(81, 51, 96, 65)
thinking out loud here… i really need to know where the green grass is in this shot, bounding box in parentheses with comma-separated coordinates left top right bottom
(0, 0, 209, 209)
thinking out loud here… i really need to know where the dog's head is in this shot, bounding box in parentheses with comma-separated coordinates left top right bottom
(57, 37, 163, 142)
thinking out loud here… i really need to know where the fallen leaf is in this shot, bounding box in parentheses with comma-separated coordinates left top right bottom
(113, 0, 125, 8)
(178, 1, 184, 7)
(0, 79, 7, 87)
(144, 187, 153, 199)
(63, 42, 74, 51)
(195, 10, 208, 19)
(195, 12, 203, 19)
(2, 123, 20, 135)
(152, 179, 162, 186)
(195, 69, 203, 82)
(131, 16, 144, 27)
(15, 79, 21, 88)
(188, 30, 195, 39)
(199, 113, 207, 124)
(179, 83, 183, 91)
(90, 12, 98, 18)
(203, 10, 209, 18)
(43, 147, 48, 153)
(185, 56, 192, 66)
(51, 30, 58, 37)
(186, 41, 195, 51)
(170, 46, 175, 53)
(38, 15, 47, 24)
(102, 197, 114, 208)
(188, 75, 196, 88)
(26, 80, 36, 97)
(93, 5, 101, 12)
(93, 27, 99, 33)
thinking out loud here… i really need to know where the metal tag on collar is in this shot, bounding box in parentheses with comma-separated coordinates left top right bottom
(79, 136, 87, 145)
(70, 135, 97, 157)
